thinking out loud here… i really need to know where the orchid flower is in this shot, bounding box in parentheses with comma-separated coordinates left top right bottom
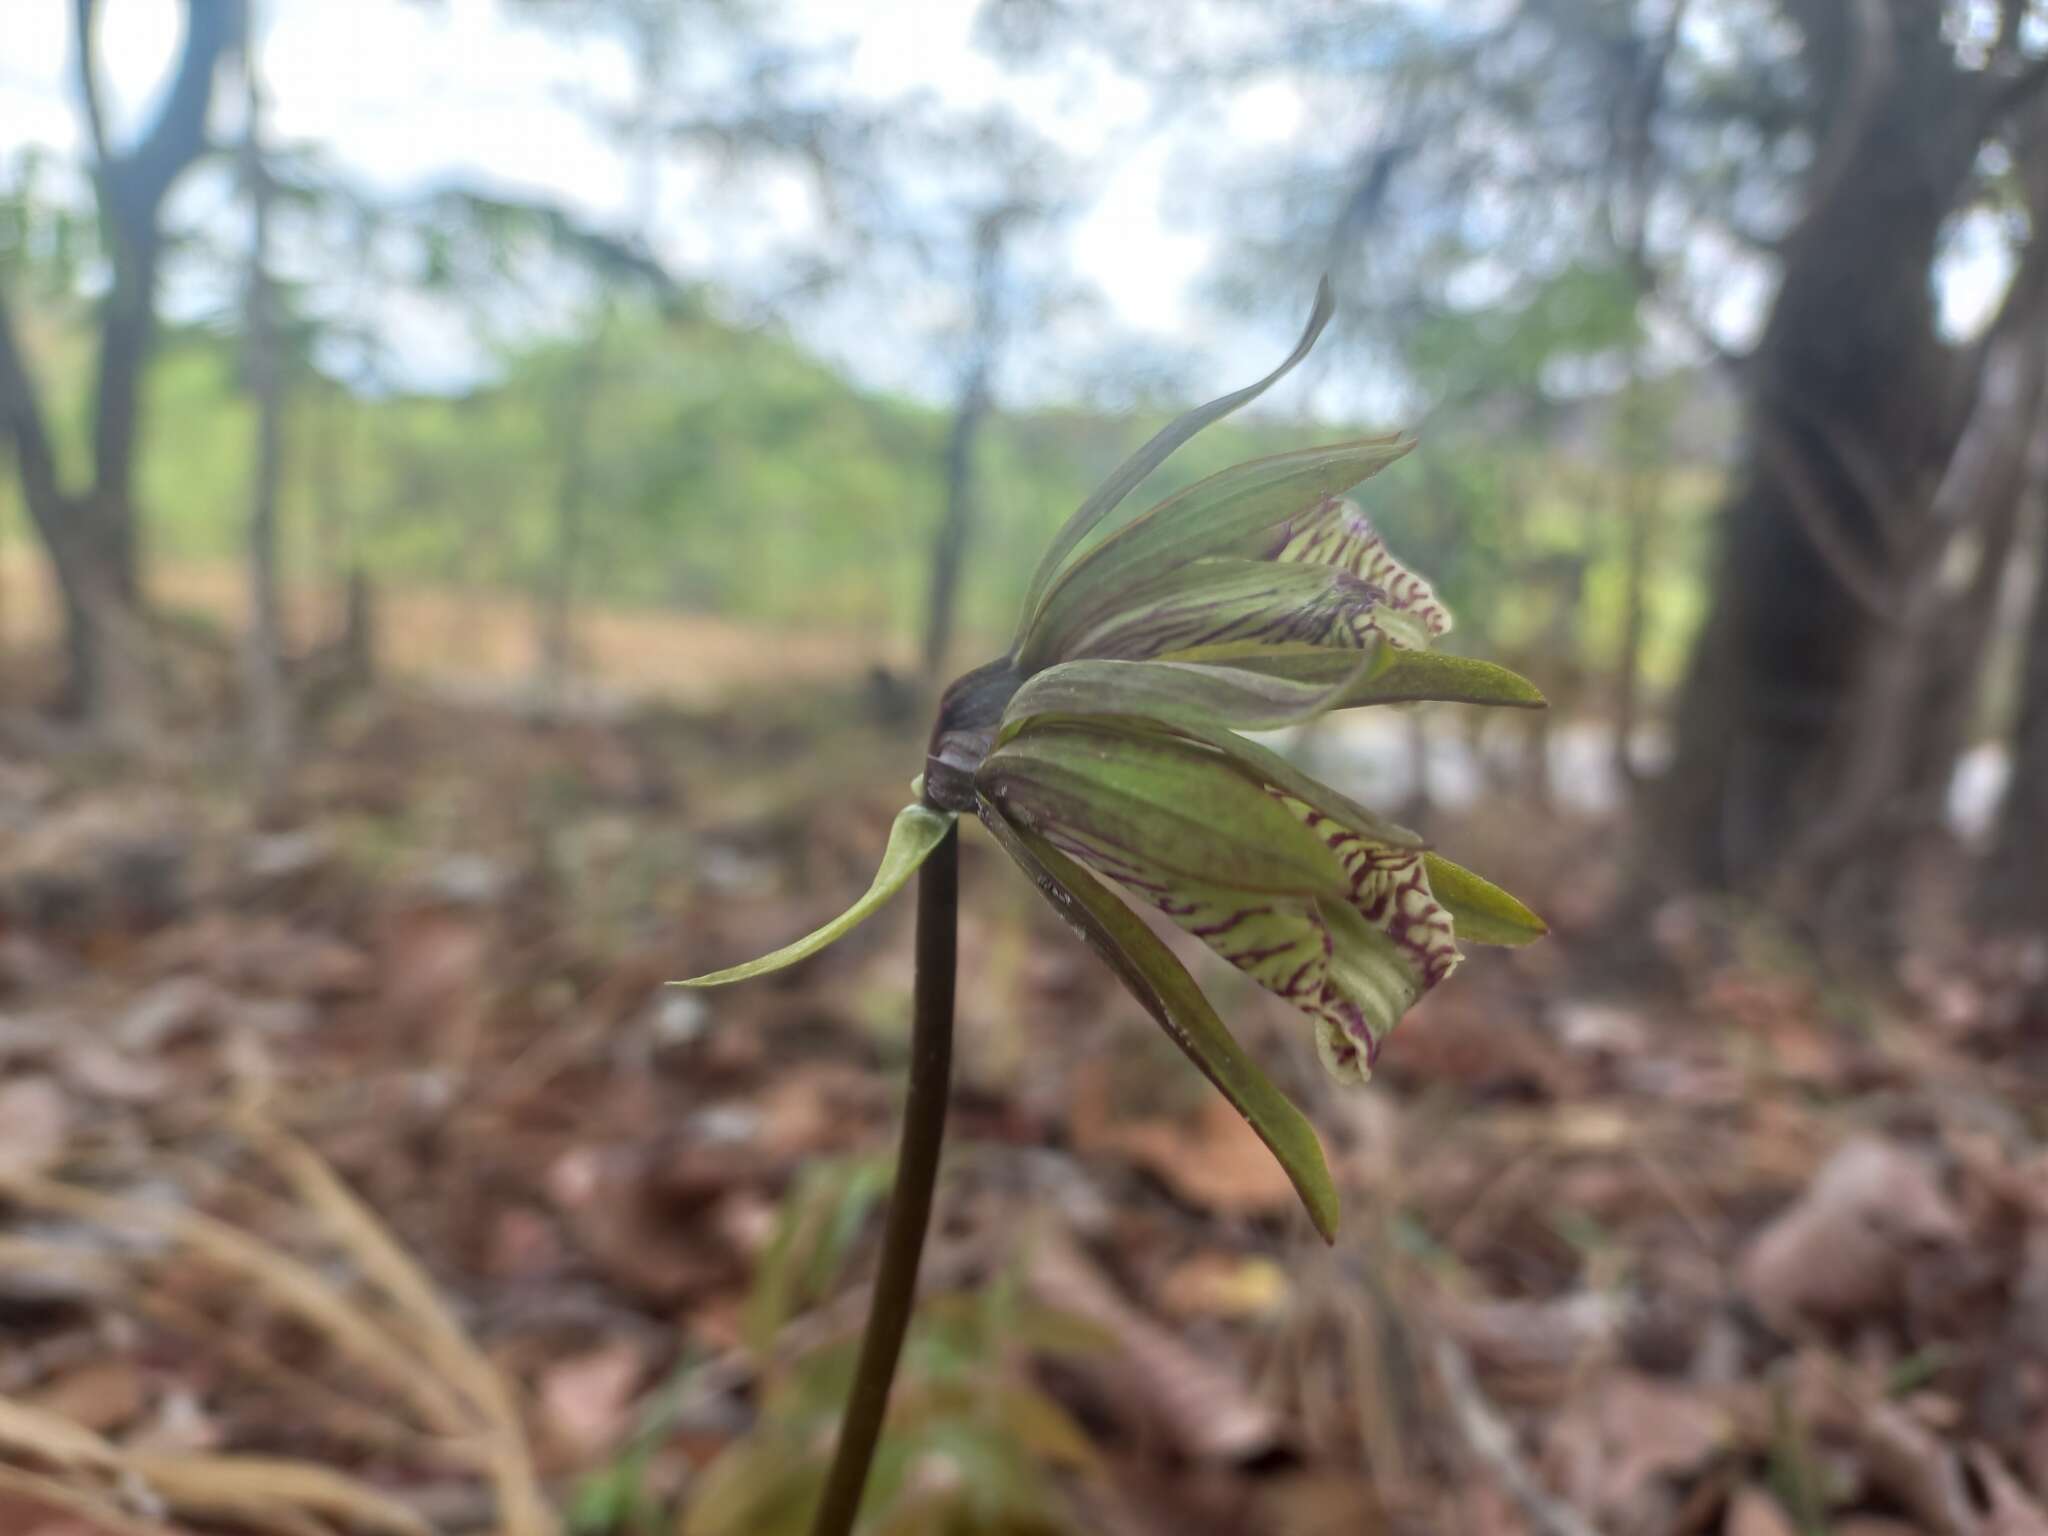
(680, 280, 1544, 1243)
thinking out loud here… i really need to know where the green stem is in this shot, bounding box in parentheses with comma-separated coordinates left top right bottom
(809, 820, 958, 1536)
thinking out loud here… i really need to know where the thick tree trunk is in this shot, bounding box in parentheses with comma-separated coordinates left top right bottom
(1650, 5, 1984, 893)
(88, 249, 159, 607)
(1983, 539, 2048, 935)
(0, 0, 240, 725)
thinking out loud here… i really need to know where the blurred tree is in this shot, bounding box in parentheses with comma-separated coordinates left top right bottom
(239, 19, 290, 814)
(501, 0, 872, 697)
(997, 0, 2048, 912)
(0, 0, 244, 728)
(1982, 482, 2048, 938)
(900, 118, 1082, 680)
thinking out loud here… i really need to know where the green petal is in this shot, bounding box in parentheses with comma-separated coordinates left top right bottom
(672, 803, 957, 986)
(1002, 656, 1375, 737)
(1422, 852, 1548, 947)
(1172, 644, 1547, 710)
(1012, 279, 1336, 652)
(979, 723, 1343, 895)
(979, 801, 1341, 1242)
(1017, 439, 1414, 670)
(993, 667, 1420, 851)
(1027, 558, 1426, 669)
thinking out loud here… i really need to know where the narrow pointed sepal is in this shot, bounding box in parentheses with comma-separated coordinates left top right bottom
(673, 802, 957, 986)
(1012, 278, 1338, 650)
(980, 801, 1342, 1242)
(1017, 439, 1414, 671)
(1422, 853, 1548, 947)
(1000, 655, 1382, 740)
(1168, 644, 1546, 711)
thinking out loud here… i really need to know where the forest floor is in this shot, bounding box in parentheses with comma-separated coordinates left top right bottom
(0, 642, 2045, 1536)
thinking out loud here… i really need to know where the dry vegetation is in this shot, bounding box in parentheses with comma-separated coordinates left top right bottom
(0, 632, 2042, 1535)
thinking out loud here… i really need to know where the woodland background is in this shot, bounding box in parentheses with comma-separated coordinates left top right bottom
(2, 2, 2047, 1533)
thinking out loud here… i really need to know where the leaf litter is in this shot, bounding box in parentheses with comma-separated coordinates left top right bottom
(0, 681, 2045, 1532)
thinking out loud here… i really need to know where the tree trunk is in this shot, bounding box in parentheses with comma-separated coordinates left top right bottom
(536, 320, 607, 704)
(922, 366, 989, 680)
(1610, 363, 1660, 792)
(1982, 534, 2048, 934)
(242, 56, 291, 817)
(1649, 4, 1985, 893)
(0, 0, 240, 725)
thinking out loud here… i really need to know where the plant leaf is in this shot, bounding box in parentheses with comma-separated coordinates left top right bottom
(672, 803, 956, 986)
(1017, 439, 1414, 669)
(1423, 852, 1548, 946)
(1011, 277, 1336, 651)
(979, 801, 1341, 1242)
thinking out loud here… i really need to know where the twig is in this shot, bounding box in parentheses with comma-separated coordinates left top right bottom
(1431, 1331, 1606, 1536)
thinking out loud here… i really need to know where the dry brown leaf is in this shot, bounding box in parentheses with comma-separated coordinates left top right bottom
(1087, 1090, 1302, 1218)
(27, 1363, 145, 1436)
(538, 1341, 644, 1462)
(546, 1144, 730, 1301)
(1851, 1393, 1980, 1536)
(1724, 1485, 1799, 1536)
(380, 912, 488, 1006)
(1972, 1447, 2048, 1536)
(0, 1464, 179, 1536)
(1435, 1290, 1625, 1376)
(1544, 1371, 1729, 1531)
(58, 1042, 174, 1105)
(0, 1076, 71, 1175)
(1157, 1252, 1289, 1321)
(1739, 1138, 1966, 1333)
(1028, 1232, 1278, 1462)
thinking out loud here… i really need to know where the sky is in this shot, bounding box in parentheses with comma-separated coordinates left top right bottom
(0, 0, 1321, 404)
(0, 0, 2016, 411)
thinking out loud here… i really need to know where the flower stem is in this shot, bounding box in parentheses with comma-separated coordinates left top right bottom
(809, 820, 958, 1536)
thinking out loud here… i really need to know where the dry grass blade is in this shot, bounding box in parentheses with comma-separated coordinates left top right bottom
(0, 1143, 559, 1536)
(1431, 1332, 1604, 1536)
(0, 1393, 122, 1469)
(131, 1453, 437, 1536)
(0, 1168, 475, 1439)
(241, 1116, 552, 1536)
(0, 1461, 183, 1536)
(0, 1394, 435, 1536)
(0, 1233, 125, 1298)
(1027, 1232, 1279, 1461)
(134, 1289, 469, 1462)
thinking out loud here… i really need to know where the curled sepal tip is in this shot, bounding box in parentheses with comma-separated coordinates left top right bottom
(673, 802, 958, 987)
(980, 802, 1343, 1243)
(1422, 852, 1548, 947)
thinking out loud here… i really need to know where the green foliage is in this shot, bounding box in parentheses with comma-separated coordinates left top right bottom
(0, 276, 1717, 686)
